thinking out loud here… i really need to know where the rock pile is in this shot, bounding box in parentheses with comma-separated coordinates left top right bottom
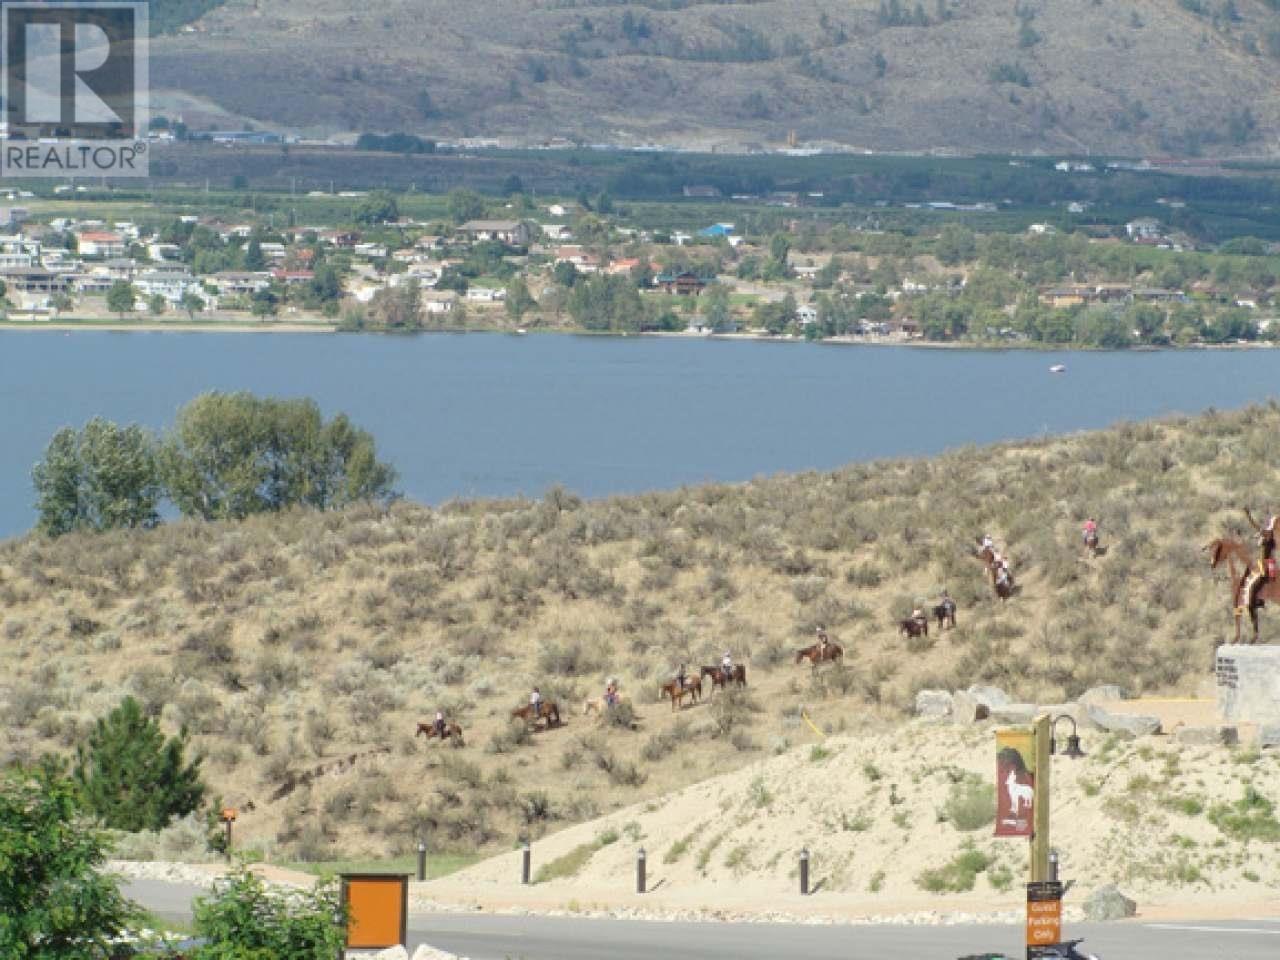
(914, 684, 1166, 738)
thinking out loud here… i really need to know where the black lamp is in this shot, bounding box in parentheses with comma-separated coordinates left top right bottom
(1050, 715, 1085, 759)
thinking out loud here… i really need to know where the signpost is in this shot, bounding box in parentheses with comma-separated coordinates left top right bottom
(1026, 881, 1064, 959)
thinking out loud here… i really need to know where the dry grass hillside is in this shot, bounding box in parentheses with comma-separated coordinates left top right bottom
(1, 402, 1277, 864)
(154, 0, 1280, 155)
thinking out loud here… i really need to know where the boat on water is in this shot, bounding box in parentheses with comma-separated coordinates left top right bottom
(514, 328, 527, 335)
(1049, 364, 1066, 373)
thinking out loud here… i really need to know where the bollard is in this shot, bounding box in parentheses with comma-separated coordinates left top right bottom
(637, 847, 646, 894)
(1048, 848, 1059, 883)
(521, 841, 532, 885)
(417, 840, 427, 882)
(799, 847, 810, 896)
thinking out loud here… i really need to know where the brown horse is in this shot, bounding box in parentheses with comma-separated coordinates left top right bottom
(660, 676, 703, 710)
(933, 599, 957, 630)
(512, 700, 562, 729)
(995, 578, 1013, 602)
(899, 617, 928, 639)
(795, 642, 844, 666)
(1084, 530, 1101, 557)
(700, 664, 747, 693)
(416, 720, 465, 747)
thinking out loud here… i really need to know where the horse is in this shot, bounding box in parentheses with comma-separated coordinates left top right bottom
(795, 641, 843, 666)
(700, 664, 747, 693)
(582, 694, 628, 717)
(415, 720, 465, 747)
(995, 577, 1013, 602)
(1206, 536, 1253, 589)
(1084, 530, 1101, 557)
(511, 700, 562, 729)
(660, 676, 702, 710)
(899, 617, 928, 639)
(933, 599, 957, 630)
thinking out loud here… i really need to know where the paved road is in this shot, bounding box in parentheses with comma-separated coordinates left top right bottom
(125, 880, 1280, 959)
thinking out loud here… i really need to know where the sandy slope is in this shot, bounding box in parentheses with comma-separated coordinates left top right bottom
(427, 717, 1280, 921)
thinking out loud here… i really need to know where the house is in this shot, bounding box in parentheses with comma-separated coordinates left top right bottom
(656, 271, 709, 296)
(682, 185, 723, 199)
(699, 223, 735, 238)
(1027, 223, 1056, 235)
(421, 290, 457, 315)
(541, 224, 572, 241)
(465, 287, 505, 303)
(76, 230, 126, 259)
(0, 266, 71, 305)
(1040, 286, 1089, 308)
(353, 242, 388, 259)
(135, 268, 199, 304)
(413, 234, 444, 251)
(272, 269, 314, 285)
(147, 242, 182, 262)
(1125, 218, 1162, 242)
(458, 220, 530, 246)
(796, 304, 820, 325)
(555, 246, 600, 272)
(212, 272, 271, 296)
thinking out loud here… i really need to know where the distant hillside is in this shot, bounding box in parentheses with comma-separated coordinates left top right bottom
(151, 0, 1280, 155)
(2, 404, 1275, 863)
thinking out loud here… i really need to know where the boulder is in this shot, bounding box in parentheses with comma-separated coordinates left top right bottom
(411, 946, 462, 960)
(1258, 724, 1280, 749)
(950, 690, 989, 723)
(1078, 685, 1125, 705)
(915, 689, 953, 720)
(1173, 725, 1238, 747)
(1085, 704, 1161, 737)
(989, 703, 1038, 724)
(1083, 884, 1137, 921)
(967, 685, 1011, 709)
(372, 948, 409, 960)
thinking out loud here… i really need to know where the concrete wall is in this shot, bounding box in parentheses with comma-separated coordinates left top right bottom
(1216, 645, 1280, 724)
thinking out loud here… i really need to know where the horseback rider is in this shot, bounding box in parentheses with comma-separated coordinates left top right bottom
(911, 606, 926, 627)
(994, 554, 1011, 587)
(675, 662, 688, 690)
(721, 649, 734, 681)
(1083, 517, 1098, 544)
(816, 626, 830, 656)
(433, 709, 446, 738)
(941, 589, 955, 615)
(530, 686, 543, 719)
(604, 677, 619, 707)
(980, 533, 994, 554)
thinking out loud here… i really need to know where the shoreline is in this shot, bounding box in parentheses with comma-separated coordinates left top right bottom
(2, 320, 1275, 352)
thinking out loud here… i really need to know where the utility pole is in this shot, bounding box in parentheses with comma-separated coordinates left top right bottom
(1030, 713, 1051, 882)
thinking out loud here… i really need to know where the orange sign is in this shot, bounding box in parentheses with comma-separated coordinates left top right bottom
(342, 874, 409, 950)
(1026, 897, 1062, 946)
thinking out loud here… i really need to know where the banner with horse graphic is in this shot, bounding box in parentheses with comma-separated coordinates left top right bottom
(995, 728, 1035, 838)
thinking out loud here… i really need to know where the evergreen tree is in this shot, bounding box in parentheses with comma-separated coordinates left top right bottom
(74, 696, 205, 832)
(243, 236, 266, 271)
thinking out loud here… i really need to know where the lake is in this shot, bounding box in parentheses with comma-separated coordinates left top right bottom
(1, 331, 1277, 539)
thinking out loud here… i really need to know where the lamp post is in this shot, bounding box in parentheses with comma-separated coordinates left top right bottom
(219, 807, 236, 859)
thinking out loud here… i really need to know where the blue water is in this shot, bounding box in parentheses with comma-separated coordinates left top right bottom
(1, 331, 1277, 539)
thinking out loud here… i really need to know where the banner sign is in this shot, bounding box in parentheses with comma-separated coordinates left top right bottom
(995, 728, 1036, 837)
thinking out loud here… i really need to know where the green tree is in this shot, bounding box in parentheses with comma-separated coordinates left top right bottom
(935, 224, 976, 265)
(250, 286, 279, 318)
(505, 276, 535, 322)
(553, 260, 580, 288)
(353, 190, 399, 225)
(160, 392, 397, 520)
(74, 696, 205, 832)
(106, 281, 136, 318)
(147, 294, 166, 316)
(369, 279, 421, 329)
(192, 868, 345, 960)
(701, 282, 731, 331)
(243, 237, 265, 271)
(49, 292, 73, 318)
(446, 188, 486, 224)
(567, 273, 646, 331)
(32, 419, 162, 537)
(180, 290, 205, 320)
(0, 765, 139, 957)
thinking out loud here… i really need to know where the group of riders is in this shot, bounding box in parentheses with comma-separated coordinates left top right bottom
(425, 520, 1117, 739)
